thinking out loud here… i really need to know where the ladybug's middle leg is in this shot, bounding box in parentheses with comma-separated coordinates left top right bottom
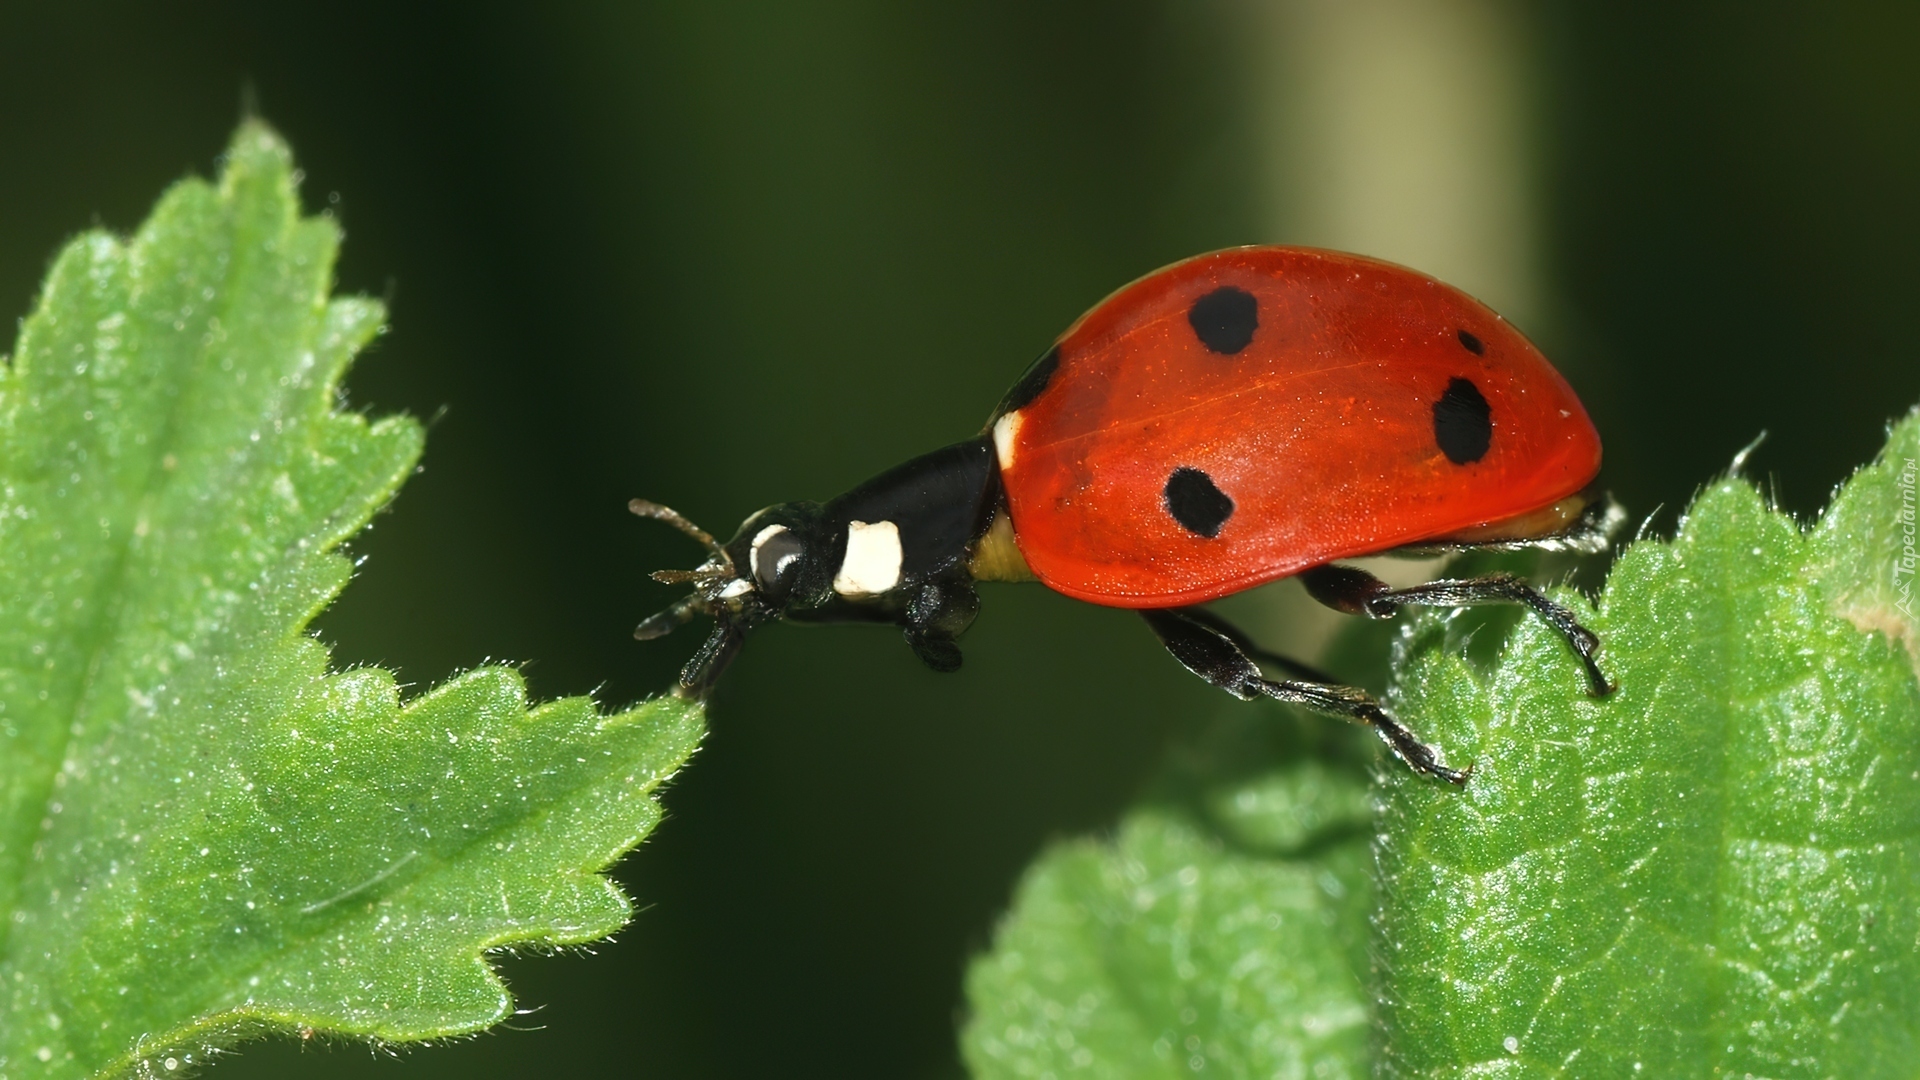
(1140, 607, 1468, 784)
(1298, 564, 1612, 696)
(1159, 604, 1343, 685)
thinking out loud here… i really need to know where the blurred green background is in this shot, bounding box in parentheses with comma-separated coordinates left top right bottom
(1, 3, 1915, 1077)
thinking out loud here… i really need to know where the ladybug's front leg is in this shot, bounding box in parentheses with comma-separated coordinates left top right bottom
(900, 577, 981, 673)
(1298, 565, 1613, 696)
(1140, 608, 1469, 784)
(676, 620, 747, 701)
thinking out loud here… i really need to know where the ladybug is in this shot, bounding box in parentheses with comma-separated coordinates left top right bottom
(634, 246, 1619, 782)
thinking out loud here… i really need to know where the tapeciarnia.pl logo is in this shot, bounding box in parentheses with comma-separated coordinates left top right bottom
(1896, 456, 1916, 619)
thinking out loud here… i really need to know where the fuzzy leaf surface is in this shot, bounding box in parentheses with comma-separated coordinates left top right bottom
(963, 717, 1376, 1079)
(0, 125, 704, 1080)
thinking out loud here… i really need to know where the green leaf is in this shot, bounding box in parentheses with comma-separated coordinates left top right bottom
(1376, 411, 1920, 1076)
(962, 714, 1377, 1079)
(966, 411, 1920, 1077)
(0, 124, 703, 1079)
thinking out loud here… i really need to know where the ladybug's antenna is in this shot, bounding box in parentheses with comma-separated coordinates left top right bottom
(630, 498, 738, 645)
(629, 499, 725, 559)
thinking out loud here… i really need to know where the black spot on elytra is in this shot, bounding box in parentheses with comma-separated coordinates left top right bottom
(1164, 467, 1234, 537)
(1456, 329, 1485, 355)
(1187, 287, 1258, 355)
(1433, 378, 1492, 464)
(996, 345, 1060, 416)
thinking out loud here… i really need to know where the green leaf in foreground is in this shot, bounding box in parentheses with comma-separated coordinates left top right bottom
(0, 125, 703, 1079)
(966, 411, 1920, 1077)
(963, 716, 1377, 1079)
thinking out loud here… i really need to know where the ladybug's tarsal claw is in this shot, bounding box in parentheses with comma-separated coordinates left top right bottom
(1579, 655, 1615, 698)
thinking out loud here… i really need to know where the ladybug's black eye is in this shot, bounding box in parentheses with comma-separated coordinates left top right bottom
(750, 524, 807, 599)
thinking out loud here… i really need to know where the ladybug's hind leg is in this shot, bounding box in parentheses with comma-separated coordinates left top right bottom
(1140, 608, 1468, 785)
(1298, 565, 1612, 696)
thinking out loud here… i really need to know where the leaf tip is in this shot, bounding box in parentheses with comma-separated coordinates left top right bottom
(224, 117, 295, 172)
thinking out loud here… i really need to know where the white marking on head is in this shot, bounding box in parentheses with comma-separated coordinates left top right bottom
(832, 520, 903, 597)
(992, 410, 1024, 472)
(750, 523, 790, 574)
(718, 578, 754, 599)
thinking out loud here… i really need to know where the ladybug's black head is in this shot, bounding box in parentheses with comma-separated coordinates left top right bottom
(631, 438, 1000, 694)
(629, 498, 837, 695)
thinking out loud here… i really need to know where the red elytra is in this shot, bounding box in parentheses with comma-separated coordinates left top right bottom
(990, 246, 1602, 608)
